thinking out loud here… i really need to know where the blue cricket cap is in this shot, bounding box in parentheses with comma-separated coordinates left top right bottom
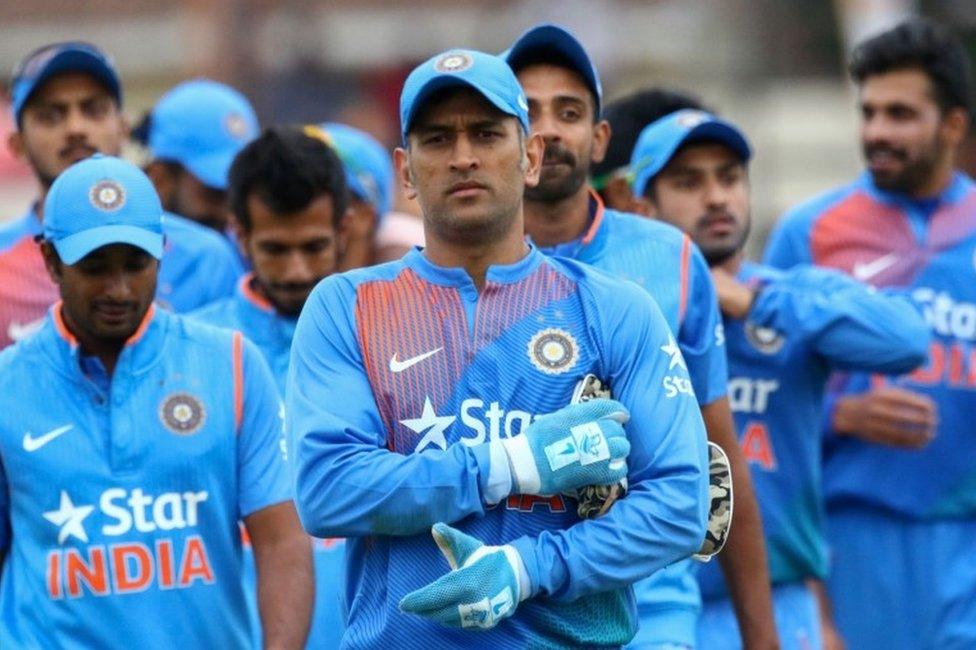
(148, 79, 259, 191)
(321, 122, 394, 217)
(400, 49, 530, 143)
(10, 42, 121, 124)
(503, 23, 603, 116)
(43, 154, 164, 265)
(629, 109, 752, 198)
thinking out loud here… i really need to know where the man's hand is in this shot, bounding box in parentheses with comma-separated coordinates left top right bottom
(832, 386, 937, 448)
(400, 523, 527, 630)
(711, 267, 756, 319)
(495, 398, 630, 497)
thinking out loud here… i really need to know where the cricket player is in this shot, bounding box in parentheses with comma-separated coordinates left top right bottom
(504, 24, 775, 648)
(0, 154, 312, 648)
(591, 87, 705, 212)
(629, 109, 930, 649)
(764, 19, 976, 648)
(319, 122, 395, 271)
(191, 125, 349, 648)
(1, 43, 245, 338)
(287, 48, 709, 647)
(141, 78, 259, 234)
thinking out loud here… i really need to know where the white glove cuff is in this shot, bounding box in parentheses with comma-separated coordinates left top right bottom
(500, 435, 541, 495)
(502, 545, 531, 602)
(484, 438, 514, 505)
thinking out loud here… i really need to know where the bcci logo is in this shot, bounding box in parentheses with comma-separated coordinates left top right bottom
(159, 393, 206, 435)
(745, 322, 785, 355)
(89, 180, 126, 212)
(435, 52, 473, 73)
(528, 328, 578, 375)
(224, 112, 250, 139)
(676, 109, 709, 129)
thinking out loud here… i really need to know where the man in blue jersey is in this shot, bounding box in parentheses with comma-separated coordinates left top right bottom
(0, 42, 243, 341)
(0, 154, 312, 648)
(503, 23, 775, 649)
(764, 18, 976, 649)
(192, 125, 348, 648)
(630, 109, 930, 649)
(287, 48, 709, 648)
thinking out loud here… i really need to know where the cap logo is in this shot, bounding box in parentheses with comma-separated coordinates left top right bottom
(676, 110, 709, 129)
(224, 112, 250, 139)
(434, 52, 473, 73)
(89, 179, 126, 212)
(159, 393, 206, 435)
(517, 92, 529, 112)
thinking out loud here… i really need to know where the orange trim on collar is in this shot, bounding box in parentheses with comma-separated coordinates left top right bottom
(52, 302, 79, 347)
(581, 188, 606, 246)
(240, 273, 274, 313)
(124, 304, 156, 347)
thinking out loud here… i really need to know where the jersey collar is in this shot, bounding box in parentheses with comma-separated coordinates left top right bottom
(403, 244, 543, 288)
(43, 301, 166, 380)
(233, 273, 298, 342)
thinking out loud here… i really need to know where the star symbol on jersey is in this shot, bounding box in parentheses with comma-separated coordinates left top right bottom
(661, 335, 687, 371)
(43, 490, 94, 545)
(400, 397, 456, 452)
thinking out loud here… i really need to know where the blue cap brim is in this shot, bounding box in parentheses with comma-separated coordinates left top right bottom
(504, 24, 602, 115)
(402, 76, 527, 141)
(13, 50, 121, 122)
(54, 225, 163, 265)
(182, 150, 234, 191)
(633, 121, 752, 197)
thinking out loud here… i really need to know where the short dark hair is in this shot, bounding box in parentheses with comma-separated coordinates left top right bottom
(849, 18, 973, 114)
(229, 126, 348, 231)
(591, 87, 705, 183)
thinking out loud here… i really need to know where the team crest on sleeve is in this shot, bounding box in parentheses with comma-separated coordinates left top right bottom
(745, 322, 785, 355)
(434, 52, 473, 73)
(89, 179, 126, 212)
(528, 328, 578, 375)
(159, 393, 206, 435)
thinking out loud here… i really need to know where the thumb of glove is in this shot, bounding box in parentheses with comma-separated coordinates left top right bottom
(431, 522, 483, 570)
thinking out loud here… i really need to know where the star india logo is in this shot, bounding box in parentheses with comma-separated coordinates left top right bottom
(528, 328, 578, 375)
(435, 52, 473, 73)
(89, 179, 126, 212)
(159, 393, 206, 435)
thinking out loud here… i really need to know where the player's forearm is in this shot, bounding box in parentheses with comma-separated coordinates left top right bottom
(512, 467, 706, 603)
(293, 432, 494, 538)
(254, 534, 314, 650)
(703, 399, 778, 650)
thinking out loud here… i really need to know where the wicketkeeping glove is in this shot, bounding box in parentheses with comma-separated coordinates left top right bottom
(399, 523, 527, 630)
(493, 398, 631, 497)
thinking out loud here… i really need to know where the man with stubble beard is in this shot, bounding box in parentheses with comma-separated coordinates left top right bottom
(504, 23, 776, 650)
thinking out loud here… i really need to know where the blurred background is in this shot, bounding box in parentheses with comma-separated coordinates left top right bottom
(1, 0, 975, 257)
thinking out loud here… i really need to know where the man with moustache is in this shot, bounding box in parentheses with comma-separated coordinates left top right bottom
(0, 154, 312, 648)
(191, 126, 349, 649)
(286, 48, 709, 647)
(631, 109, 929, 649)
(765, 18, 976, 648)
(504, 24, 775, 649)
(0, 43, 243, 350)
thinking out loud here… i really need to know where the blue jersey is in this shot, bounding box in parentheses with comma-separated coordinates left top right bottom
(287, 246, 709, 648)
(0, 305, 290, 649)
(157, 212, 243, 313)
(541, 193, 726, 642)
(765, 171, 976, 519)
(696, 262, 929, 600)
(191, 274, 345, 649)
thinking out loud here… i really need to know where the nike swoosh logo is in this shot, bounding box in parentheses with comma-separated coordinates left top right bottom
(852, 252, 899, 281)
(7, 318, 44, 342)
(23, 425, 74, 452)
(389, 348, 443, 373)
